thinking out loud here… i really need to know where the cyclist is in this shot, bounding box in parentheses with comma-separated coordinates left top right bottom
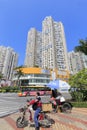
(50, 89, 65, 112)
(50, 89, 58, 112)
(56, 93, 65, 105)
(27, 92, 42, 130)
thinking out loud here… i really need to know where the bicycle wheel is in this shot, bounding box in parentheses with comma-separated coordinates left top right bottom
(62, 102, 72, 113)
(39, 119, 51, 128)
(48, 118, 55, 124)
(16, 117, 27, 128)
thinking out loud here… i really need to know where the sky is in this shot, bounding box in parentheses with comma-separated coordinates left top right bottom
(0, 0, 87, 66)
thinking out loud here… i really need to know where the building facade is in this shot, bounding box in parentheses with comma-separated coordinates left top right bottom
(0, 46, 18, 80)
(25, 28, 42, 67)
(68, 51, 87, 75)
(13, 67, 50, 86)
(24, 16, 70, 80)
(42, 16, 69, 71)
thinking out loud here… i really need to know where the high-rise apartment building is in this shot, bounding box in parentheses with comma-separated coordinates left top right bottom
(24, 17, 70, 80)
(0, 46, 18, 80)
(68, 51, 87, 75)
(42, 16, 69, 71)
(25, 28, 42, 67)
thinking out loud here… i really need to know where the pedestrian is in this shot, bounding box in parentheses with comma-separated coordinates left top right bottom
(27, 92, 42, 130)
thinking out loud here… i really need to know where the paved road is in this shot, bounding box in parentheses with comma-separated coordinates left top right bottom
(1, 108, 87, 130)
(0, 93, 51, 117)
(1, 93, 87, 130)
(0, 92, 71, 117)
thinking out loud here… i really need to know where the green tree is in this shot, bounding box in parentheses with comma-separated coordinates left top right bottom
(69, 69, 87, 101)
(74, 38, 87, 101)
(74, 38, 87, 55)
(69, 69, 87, 89)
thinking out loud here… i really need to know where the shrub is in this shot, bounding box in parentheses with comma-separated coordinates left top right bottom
(0, 89, 2, 93)
(0, 86, 19, 93)
(70, 89, 87, 102)
(2, 89, 6, 93)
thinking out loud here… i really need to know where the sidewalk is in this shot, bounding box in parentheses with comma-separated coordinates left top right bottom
(0, 108, 87, 130)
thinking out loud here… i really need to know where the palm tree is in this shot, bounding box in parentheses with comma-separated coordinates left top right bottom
(0, 72, 3, 80)
(14, 66, 24, 89)
(74, 38, 87, 55)
(34, 65, 39, 68)
(0, 72, 4, 87)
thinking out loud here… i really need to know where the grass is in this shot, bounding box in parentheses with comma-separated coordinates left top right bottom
(71, 101, 87, 108)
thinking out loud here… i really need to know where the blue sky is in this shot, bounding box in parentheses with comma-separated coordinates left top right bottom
(0, 0, 87, 66)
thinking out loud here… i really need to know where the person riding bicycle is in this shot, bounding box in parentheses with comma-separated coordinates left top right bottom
(50, 89, 57, 112)
(27, 92, 42, 130)
(50, 89, 65, 112)
(56, 93, 65, 108)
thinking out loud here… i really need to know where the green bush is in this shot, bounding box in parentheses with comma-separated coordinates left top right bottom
(70, 89, 87, 102)
(1, 89, 6, 93)
(0, 86, 19, 93)
(0, 89, 2, 93)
